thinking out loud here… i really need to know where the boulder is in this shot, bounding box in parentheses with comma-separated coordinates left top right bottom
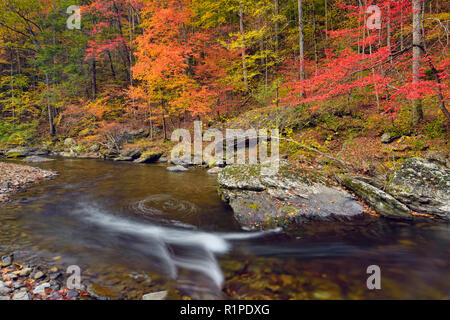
(120, 148, 142, 160)
(64, 138, 76, 147)
(339, 175, 412, 220)
(6, 147, 34, 158)
(425, 151, 449, 168)
(88, 144, 101, 153)
(381, 132, 401, 144)
(207, 167, 222, 175)
(60, 150, 78, 158)
(167, 165, 188, 173)
(218, 164, 363, 230)
(134, 151, 163, 164)
(386, 158, 450, 220)
(23, 156, 54, 163)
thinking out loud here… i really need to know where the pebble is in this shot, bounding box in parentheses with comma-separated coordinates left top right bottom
(33, 271, 45, 280)
(12, 282, 25, 289)
(33, 283, 50, 294)
(66, 290, 79, 298)
(12, 289, 30, 300)
(142, 291, 168, 300)
(5, 273, 18, 281)
(1, 255, 13, 267)
(19, 267, 32, 277)
(0, 286, 12, 295)
(49, 272, 62, 280)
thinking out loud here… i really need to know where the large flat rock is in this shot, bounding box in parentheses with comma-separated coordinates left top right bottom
(218, 164, 363, 230)
(386, 158, 450, 220)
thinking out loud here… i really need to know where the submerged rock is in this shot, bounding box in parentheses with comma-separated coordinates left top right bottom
(207, 167, 222, 175)
(218, 164, 363, 230)
(1, 254, 13, 267)
(142, 291, 167, 300)
(386, 158, 450, 220)
(339, 175, 412, 220)
(167, 165, 188, 173)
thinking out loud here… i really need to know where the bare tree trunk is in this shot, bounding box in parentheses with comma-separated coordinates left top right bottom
(239, 2, 249, 91)
(412, 0, 424, 124)
(45, 72, 55, 136)
(273, 0, 279, 52)
(298, 0, 304, 80)
(92, 58, 97, 99)
(324, 0, 328, 40)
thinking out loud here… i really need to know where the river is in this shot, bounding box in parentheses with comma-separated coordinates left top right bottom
(0, 158, 448, 299)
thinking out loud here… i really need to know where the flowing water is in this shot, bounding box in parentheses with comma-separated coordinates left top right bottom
(0, 159, 448, 299)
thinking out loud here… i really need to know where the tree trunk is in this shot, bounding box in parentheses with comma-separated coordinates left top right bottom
(273, 0, 279, 53)
(412, 0, 424, 124)
(92, 58, 97, 99)
(45, 73, 55, 136)
(239, 2, 249, 91)
(298, 0, 305, 80)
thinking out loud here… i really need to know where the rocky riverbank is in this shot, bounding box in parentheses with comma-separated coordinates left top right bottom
(0, 254, 86, 300)
(0, 162, 57, 203)
(218, 157, 449, 230)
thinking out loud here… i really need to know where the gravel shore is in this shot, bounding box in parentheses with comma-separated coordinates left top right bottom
(0, 254, 89, 300)
(0, 162, 57, 203)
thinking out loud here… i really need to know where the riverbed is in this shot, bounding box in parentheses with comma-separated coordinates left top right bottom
(0, 158, 448, 299)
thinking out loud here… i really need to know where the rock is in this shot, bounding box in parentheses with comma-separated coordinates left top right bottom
(386, 158, 450, 220)
(134, 151, 163, 164)
(76, 153, 102, 159)
(29, 149, 50, 156)
(158, 157, 168, 163)
(1, 254, 13, 267)
(218, 164, 363, 230)
(6, 147, 34, 158)
(0, 295, 10, 300)
(49, 272, 62, 281)
(207, 167, 222, 175)
(33, 271, 45, 280)
(23, 156, 54, 163)
(167, 165, 188, 173)
(19, 267, 32, 277)
(60, 150, 78, 158)
(12, 289, 29, 300)
(66, 290, 79, 298)
(0, 286, 12, 295)
(89, 144, 101, 153)
(33, 283, 50, 294)
(121, 148, 142, 160)
(142, 291, 168, 300)
(339, 175, 412, 220)
(13, 282, 25, 289)
(113, 156, 134, 162)
(64, 138, 76, 147)
(86, 284, 110, 300)
(425, 151, 449, 168)
(5, 273, 18, 281)
(381, 132, 401, 144)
